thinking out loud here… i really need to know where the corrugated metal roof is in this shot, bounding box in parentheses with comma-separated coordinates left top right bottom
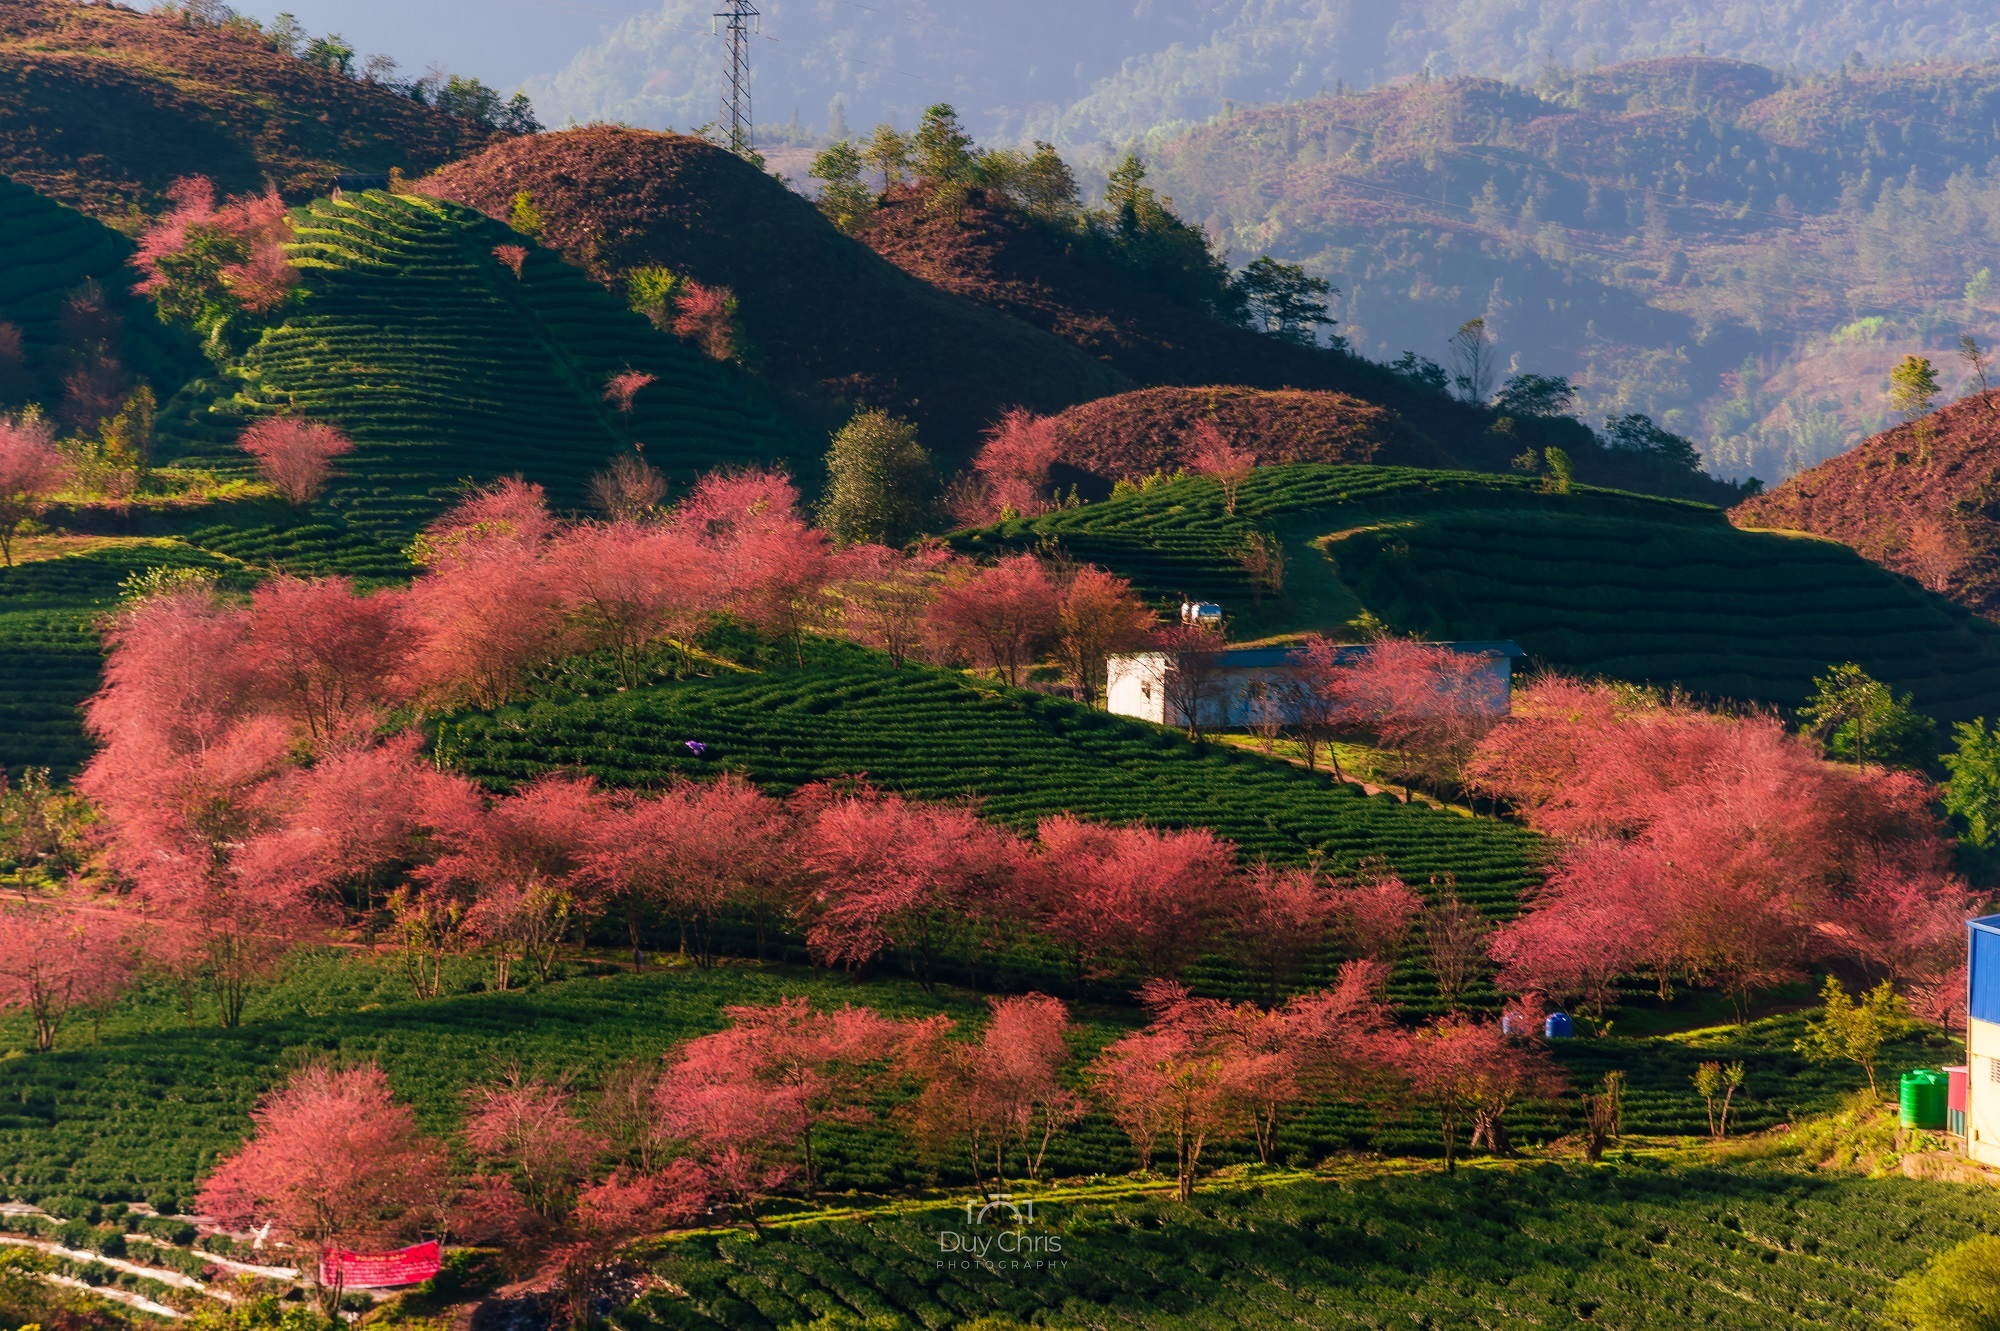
(1203, 640, 1528, 669)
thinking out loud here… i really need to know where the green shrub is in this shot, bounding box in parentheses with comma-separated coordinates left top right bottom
(1888, 1235, 2000, 1330)
(138, 1214, 198, 1245)
(42, 1194, 100, 1223)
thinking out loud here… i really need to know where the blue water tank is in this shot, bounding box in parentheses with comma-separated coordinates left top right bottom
(1544, 1012, 1574, 1039)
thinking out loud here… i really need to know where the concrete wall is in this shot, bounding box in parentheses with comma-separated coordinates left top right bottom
(1969, 1016, 2000, 1166)
(1106, 650, 1516, 731)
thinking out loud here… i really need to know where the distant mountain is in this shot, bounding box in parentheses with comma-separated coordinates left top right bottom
(532, 0, 1999, 150)
(0, 0, 501, 214)
(1148, 57, 2000, 484)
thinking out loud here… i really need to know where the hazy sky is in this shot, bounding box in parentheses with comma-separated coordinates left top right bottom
(225, 0, 654, 90)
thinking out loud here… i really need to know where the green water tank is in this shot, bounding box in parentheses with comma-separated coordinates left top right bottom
(1900, 1069, 1948, 1129)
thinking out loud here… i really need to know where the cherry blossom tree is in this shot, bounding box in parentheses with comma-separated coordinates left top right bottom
(1028, 815, 1238, 985)
(588, 452, 669, 523)
(238, 417, 354, 506)
(960, 409, 1062, 523)
(655, 997, 895, 1204)
(549, 521, 711, 689)
(670, 281, 737, 360)
(493, 244, 528, 279)
(833, 542, 960, 667)
(243, 575, 412, 746)
(1051, 562, 1154, 705)
(0, 415, 68, 567)
(425, 774, 611, 988)
(586, 775, 796, 968)
(131, 176, 298, 328)
(1231, 864, 1337, 1003)
(926, 554, 1059, 687)
(1150, 623, 1228, 739)
(1186, 419, 1257, 515)
(197, 1062, 448, 1313)
(1471, 675, 1960, 1019)
(602, 370, 657, 414)
(462, 1072, 707, 1328)
(1401, 1015, 1564, 1169)
(672, 469, 834, 663)
(1325, 859, 1421, 968)
(0, 903, 132, 1051)
(898, 993, 1083, 1185)
(405, 483, 569, 709)
(794, 784, 1013, 989)
(1139, 966, 1398, 1169)
(1299, 636, 1503, 793)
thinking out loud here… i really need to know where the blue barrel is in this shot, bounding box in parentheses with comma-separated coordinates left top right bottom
(1544, 1012, 1574, 1039)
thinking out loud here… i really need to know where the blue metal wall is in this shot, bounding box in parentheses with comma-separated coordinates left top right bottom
(1970, 918, 2000, 1025)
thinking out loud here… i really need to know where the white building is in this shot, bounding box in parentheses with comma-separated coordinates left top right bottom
(1964, 916, 2000, 1163)
(1104, 640, 1525, 730)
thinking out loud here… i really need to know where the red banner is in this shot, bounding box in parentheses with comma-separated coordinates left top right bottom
(320, 1240, 442, 1289)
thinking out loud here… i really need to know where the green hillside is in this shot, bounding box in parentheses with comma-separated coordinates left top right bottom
(435, 640, 1539, 1010)
(640, 1161, 1980, 1331)
(158, 189, 819, 576)
(956, 463, 2000, 718)
(0, 543, 247, 777)
(0, 944, 1944, 1208)
(0, 174, 199, 411)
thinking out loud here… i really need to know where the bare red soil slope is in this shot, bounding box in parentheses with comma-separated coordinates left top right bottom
(1042, 386, 1442, 486)
(421, 128, 1127, 460)
(1732, 391, 2000, 615)
(0, 1, 495, 214)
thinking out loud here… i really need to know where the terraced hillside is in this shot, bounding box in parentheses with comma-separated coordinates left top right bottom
(158, 190, 818, 576)
(640, 1162, 1983, 1331)
(437, 641, 1542, 1010)
(420, 127, 1131, 459)
(959, 464, 2000, 717)
(0, 175, 199, 411)
(0, 0, 496, 214)
(0, 543, 247, 777)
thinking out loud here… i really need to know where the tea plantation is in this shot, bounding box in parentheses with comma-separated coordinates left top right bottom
(632, 1162, 1988, 1331)
(0, 542, 247, 775)
(156, 190, 820, 576)
(0, 948, 1936, 1213)
(0, 174, 198, 403)
(958, 464, 2000, 717)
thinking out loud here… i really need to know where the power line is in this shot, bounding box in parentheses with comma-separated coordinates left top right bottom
(714, 0, 760, 156)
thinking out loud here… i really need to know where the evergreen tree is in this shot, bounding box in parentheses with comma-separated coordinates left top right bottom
(1800, 662, 1936, 767)
(1942, 718, 2000, 847)
(1234, 256, 1338, 345)
(810, 141, 874, 234)
(819, 410, 933, 545)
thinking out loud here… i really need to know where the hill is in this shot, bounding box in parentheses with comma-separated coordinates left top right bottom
(0, 174, 201, 417)
(0, 1, 502, 216)
(535, 0, 1995, 150)
(957, 463, 2000, 718)
(1731, 390, 2000, 617)
(419, 127, 1127, 460)
(0, 187, 818, 778)
(155, 189, 818, 573)
(1149, 58, 2000, 487)
(1039, 386, 1423, 488)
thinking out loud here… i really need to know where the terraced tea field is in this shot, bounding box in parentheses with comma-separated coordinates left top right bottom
(959, 465, 2000, 717)
(0, 543, 245, 775)
(636, 1161, 1984, 1331)
(0, 946, 1933, 1210)
(0, 174, 197, 404)
(157, 190, 819, 574)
